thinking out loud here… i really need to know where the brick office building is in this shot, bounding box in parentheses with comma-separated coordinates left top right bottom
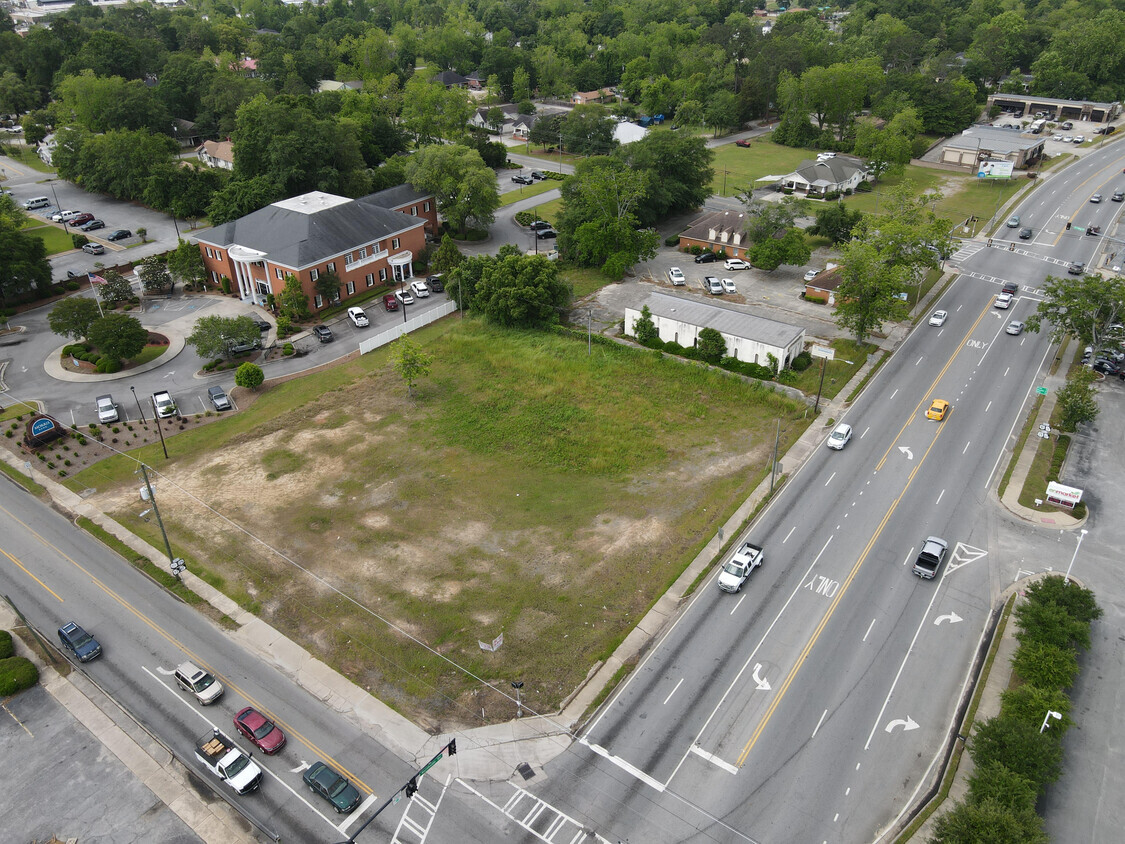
(192, 186, 437, 309)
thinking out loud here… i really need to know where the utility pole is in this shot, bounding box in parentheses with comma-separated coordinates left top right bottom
(138, 464, 185, 578)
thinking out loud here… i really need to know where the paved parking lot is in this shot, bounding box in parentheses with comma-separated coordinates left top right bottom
(0, 683, 201, 844)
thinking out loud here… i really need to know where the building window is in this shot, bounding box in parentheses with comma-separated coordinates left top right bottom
(391, 237, 400, 250)
(344, 253, 354, 266)
(365, 273, 374, 287)
(206, 247, 214, 258)
(211, 270, 220, 283)
(346, 281, 355, 295)
(379, 268, 387, 281)
(359, 247, 367, 259)
(310, 268, 319, 281)
(275, 268, 283, 279)
(423, 201, 430, 212)
(331, 290, 341, 303)
(327, 262, 336, 273)
(410, 206, 418, 216)
(314, 294, 323, 309)
(215, 251, 223, 260)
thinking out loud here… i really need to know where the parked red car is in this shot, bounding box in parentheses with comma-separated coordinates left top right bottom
(383, 293, 398, 311)
(735, 139, 752, 148)
(68, 213, 95, 227)
(233, 707, 287, 754)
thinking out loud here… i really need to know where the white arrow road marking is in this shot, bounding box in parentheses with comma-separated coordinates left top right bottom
(690, 745, 739, 775)
(884, 716, 919, 734)
(155, 666, 175, 675)
(163, 371, 175, 378)
(290, 760, 312, 774)
(934, 612, 963, 626)
(752, 663, 771, 691)
(898, 447, 913, 460)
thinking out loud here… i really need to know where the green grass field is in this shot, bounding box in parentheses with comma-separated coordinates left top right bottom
(69, 318, 813, 725)
(499, 178, 558, 206)
(23, 223, 77, 256)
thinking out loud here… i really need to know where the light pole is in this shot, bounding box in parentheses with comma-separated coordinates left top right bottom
(1040, 709, 1062, 733)
(512, 680, 523, 718)
(130, 385, 147, 423)
(1063, 528, 1089, 584)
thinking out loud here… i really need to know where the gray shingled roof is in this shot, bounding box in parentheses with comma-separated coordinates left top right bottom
(953, 125, 1045, 153)
(641, 292, 803, 348)
(791, 156, 865, 185)
(194, 191, 424, 270)
(361, 184, 430, 211)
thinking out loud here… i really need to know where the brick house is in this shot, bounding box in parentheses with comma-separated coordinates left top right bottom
(192, 186, 437, 309)
(678, 210, 750, 259)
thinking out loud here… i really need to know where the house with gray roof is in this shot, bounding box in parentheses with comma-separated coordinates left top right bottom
(781, 156, 869, 197)
(625, 292, 805, 369)
(193, 187, 436, 309)
(936, 125, 1046, 171)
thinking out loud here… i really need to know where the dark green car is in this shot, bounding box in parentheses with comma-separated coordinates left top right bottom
(303, 761, 361, 814)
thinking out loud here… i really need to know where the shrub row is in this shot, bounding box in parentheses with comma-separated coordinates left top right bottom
(0, 629, 13, 659)
(0, 655, 38, 696)
(934, 576, 1101, 843)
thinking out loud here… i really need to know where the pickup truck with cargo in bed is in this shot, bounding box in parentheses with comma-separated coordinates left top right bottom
(195, 730, 263, 794)
(718, 541, 764, 593)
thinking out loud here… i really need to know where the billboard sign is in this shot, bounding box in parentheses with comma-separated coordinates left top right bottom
(1046, 481, 1083, 508)
(977, 159, 1014, 179)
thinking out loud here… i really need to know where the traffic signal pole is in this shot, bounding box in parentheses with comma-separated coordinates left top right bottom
(336, 739, 457, 843)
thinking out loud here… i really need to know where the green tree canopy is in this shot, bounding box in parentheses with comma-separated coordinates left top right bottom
(0, 195, 52, 305)
(832, 240, 910, 344)
(474, 253, 571, 329)
(1055, 367, 1100, 433)
(391, 334, 434, 399)
(48, 296, 102, 341)
(234, 361, 264, 390)
(186, 315, 259, 360)
(87, 313, 149, 362)
(1025, 273, 1125, 353)
(404, 144, 499, 235)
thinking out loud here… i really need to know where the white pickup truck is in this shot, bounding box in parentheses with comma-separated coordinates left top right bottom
(195, 730, 263, 794)
(717, 540, 764, 593)
(152, 390, 176, 418)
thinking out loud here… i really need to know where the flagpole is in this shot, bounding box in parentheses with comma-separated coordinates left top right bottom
(88, 273, 105, 318)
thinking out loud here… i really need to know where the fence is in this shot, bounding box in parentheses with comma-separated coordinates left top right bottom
(357, 300, 459, 356)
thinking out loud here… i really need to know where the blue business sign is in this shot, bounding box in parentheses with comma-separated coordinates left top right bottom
(31, 417, 56, 437)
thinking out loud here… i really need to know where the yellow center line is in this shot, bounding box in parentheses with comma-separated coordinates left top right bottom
(737, 419, 952, 767)
(0, 504, 376, 795)
(0, 546, 64, 602)
(874, 300, 992, 472)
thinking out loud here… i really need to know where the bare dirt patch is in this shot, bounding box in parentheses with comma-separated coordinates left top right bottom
(77, 321, 811, 732)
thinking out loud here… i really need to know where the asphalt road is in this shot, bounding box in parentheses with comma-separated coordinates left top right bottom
(501, 143, 1125, 843)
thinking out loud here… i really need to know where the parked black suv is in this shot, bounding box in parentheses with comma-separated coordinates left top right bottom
(694, 252, 719, 264)
(58, 621, 102, 662)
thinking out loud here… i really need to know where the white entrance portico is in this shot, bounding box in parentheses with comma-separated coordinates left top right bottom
(227, 244, 271, 305)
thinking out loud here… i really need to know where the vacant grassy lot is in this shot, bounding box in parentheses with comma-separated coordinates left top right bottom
(72, 318, 811, 730)
(500, 179, 557, 205)
(24, 223, 75, 256)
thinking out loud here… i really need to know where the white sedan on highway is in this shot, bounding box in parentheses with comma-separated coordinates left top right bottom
(928, 310, 948, 326)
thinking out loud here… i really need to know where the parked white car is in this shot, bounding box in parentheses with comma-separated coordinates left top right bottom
(706, 276, 723, 295)
(720, 278, 737, 293)
(95, 394, 119, 423)
(667, 267, 686, 285)
(347, 307, 369, 327)
(724, 258, 750, 271)
(409, 280, 430, 298)
(803, 268, 822, 282)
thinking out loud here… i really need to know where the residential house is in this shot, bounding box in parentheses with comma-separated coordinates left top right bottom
(780, 156, 869, 197)
(197, 140, 234, 170)
(465, 71, 486, 91)
(804, 268, 843, 304)
(625, 292, 805, 369)
(192, 186, 437, 310)
(571, 88, 615, 105)
(433, 70, 469, 89)
(470, 104, 521, 133)
(678, 210, 749, 259)
(171, 118, 202, 148)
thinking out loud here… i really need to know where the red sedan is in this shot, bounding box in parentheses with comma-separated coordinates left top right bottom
(383, 293, 398, 311)
(734, 139, 752, 148)
(233, 707, 287, 754)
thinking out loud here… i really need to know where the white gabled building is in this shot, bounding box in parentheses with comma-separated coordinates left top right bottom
(625, 292, 805, 369)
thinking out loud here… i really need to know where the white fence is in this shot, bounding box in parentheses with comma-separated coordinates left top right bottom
(357, 300, 459, 356)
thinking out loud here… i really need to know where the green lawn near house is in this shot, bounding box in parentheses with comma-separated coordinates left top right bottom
(499, 178, 558, 205)
(24, 223, 78, 256)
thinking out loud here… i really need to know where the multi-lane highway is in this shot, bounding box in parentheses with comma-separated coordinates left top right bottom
(511, 144, 1125, 842)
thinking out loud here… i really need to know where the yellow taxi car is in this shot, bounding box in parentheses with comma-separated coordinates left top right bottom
(926, 399, 950, 421)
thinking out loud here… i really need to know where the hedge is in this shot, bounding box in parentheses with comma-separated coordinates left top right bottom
(0, 629, 12, 659)
(0, 655, 38, 696)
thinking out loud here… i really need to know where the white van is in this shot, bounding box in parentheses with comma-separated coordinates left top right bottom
(174, 661, 224, 705)
(23, 196, 50, 210)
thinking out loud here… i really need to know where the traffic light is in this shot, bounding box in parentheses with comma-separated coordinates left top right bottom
(405, 777, 418, 798)
(448, 739, 457, 756)
(1066, 221, 1072, 230)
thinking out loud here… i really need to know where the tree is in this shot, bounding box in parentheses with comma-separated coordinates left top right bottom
(474, 253, 571, 329)
(853, 111, 919, 182)
(391, 334, 433, 399)
(207, 175, 281, 226)
(749, 229, 812, 271)
(739, 195, 807, 245)
(234, 362, 264, 390)
(810, 203, 864, 244)
(404, 144, 500, 235)
(314, 271, 341, 304)
(430, 234, 465, 275)
(87, 313, 149, 362)
(97, 270, 134, 308)
(400, 76, 473, 144)
(561, 104, 617, 156)
(528, 112, 563, 149)
(167, 240, 207, 290)
(631, 305, 659, 345)
(1025, 273, 1125, 353)
(277, 273, 311, 321)
(833, 240, 911, 343)
(0, 196, 52, 305)
(696, 327, 727, 363)
(1055, 367, 1100, 432)
(1011, 639, 1080, 690)
(619, 132, 715, 226)
(137, 257, 173, 294)
(186, 315, 260, 360)
(970, 715, 1064, 794)
(48, 297, 101, 341)
(932, 798, 1047, 844)
(998, 685, 1072, 734)
(1021, 575, 1102, 626)
(704, 90, 741, 136)
(967, 760, 1040, 815)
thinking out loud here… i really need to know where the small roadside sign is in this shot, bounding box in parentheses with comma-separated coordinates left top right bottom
(1036, 386, 1048, 395)
(811, 345, 835, 361)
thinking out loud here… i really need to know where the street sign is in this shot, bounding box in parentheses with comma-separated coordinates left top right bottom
(1036, 386, 1048, 395)
(811, 345, 835, 360)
